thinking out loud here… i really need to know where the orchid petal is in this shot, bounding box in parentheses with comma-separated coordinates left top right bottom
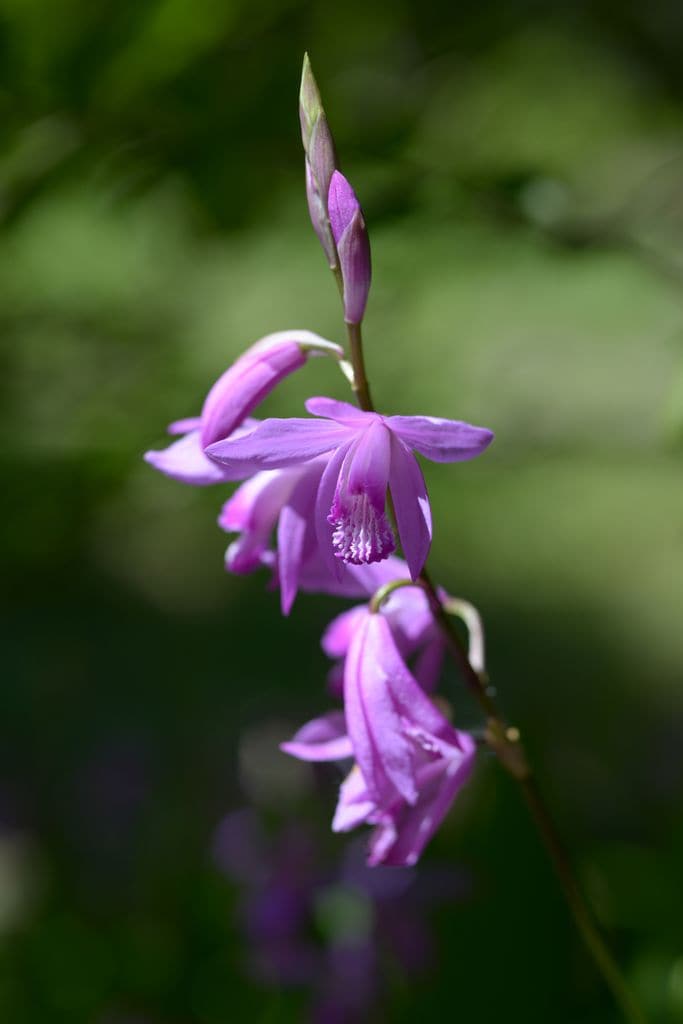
(219, 469, 302, 575)
(206, 418, 352, 473)
(200, 337, 306, 447)
(314, 439, 354, 579)
(328, 428, 395, 566)
(332, 766, 377, 832)
(386, 415, 494, 463)
(304, 397, 369, 424)
(411, 636, 446, 693)
(277, 463, 324, 615)
(280, 712, 353, 762)
(321, 605, 368, 659)
(168, 416, 201, 435)
(369, 733, 476, 867)
(344, 613, 417, 805)
(144, 429, 242, 485)
(347, 420, 391, 510)
(368, 613, 450, 740)
(388, 435, 432, 579)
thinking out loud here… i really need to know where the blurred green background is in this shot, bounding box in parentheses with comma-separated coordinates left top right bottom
(2, 0, 683, 1021)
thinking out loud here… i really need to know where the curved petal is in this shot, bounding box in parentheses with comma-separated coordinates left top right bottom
(305, 396, 370, 424)
(347, 421, 391, 509)
(206, 418, 351, 473)
(314, 439, 354, 579)
(280, 711, 353, 762)
(200, 336, 306, 447)
(219, 468, 302, 575)
(344, 613, 417, 805)
(218, 469, 300, 533)
(411, 636, 446, 693)
(144, 429, 242, 485)
(168, 416, 201, 435)
(277, 462, 324, 615)
(329, 425, 395, 566)
(296, 553, 374, 600)
(370, 733, 476, 867)
(369, 613, 450, 742)
(332, 766, 377, 833)
(388, 436, 432, 580)
(321, 604, 368, 659)
(385, 415, 494, 463)
(224, 535, 271, 575)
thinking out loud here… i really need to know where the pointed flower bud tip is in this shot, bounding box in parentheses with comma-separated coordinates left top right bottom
(299, 53, 323, 145)
(299, 54, 339, 269)
(328, 170, 371, 324)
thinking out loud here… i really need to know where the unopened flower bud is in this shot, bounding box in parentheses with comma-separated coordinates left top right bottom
(299, 53, 338, 269)
(328, 170, 371, 324)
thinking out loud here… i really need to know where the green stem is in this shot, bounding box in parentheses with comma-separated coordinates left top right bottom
(345, 321, 373, 411)
(343, 318, 648, 1024)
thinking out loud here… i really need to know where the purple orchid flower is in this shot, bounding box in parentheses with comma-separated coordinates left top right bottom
(281, 609, 476, 866)
(328, 171, 371, 324)
(206, 396, 493, 580)
(144, 331, 342, 485)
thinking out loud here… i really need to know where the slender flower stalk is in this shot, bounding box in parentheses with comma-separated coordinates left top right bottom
(144, 53, 650, 1024)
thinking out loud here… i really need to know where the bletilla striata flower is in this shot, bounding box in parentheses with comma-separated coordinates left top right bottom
(206, 397, 493, 579)
(144, 331, 342, 485)
(282, 609, 475, 866)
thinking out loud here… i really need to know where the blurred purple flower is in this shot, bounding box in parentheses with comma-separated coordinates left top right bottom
(207, 396, 493, 579)
(144, 331, 342, 485)
(213, 805, 471, 1019)
(328, 171, 371, 324)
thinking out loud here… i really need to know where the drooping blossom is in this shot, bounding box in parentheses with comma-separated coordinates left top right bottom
(328, 171, 371, 324)
(282, 609, 476, 866)
(206, 396, 493, 579)
(144, 331, 342, 485)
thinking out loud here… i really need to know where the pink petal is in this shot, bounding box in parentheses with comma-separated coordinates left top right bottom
(280, 711, 353, 762)
(305, 396, 370, 424)
(388, 435, 432, 580)
(200, 337, 306, 447)
(321, 605, 368, 658)
(277, 463, 323, 615)
(332, 766, 377, 832)
(369, 614, 448, 741)
(411, 637, 446, 693)
(168, 416, 201, 435)
(328, 170, 360, 241)
(370, 734, 476, 867)
(218, 469, 300, 533)
(344, 613, 417, 805)
(386, 415, 494, 463)
(314, 439, 354, 580)
(206, 418, 352, 473)
(144, 429, 243, 485)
